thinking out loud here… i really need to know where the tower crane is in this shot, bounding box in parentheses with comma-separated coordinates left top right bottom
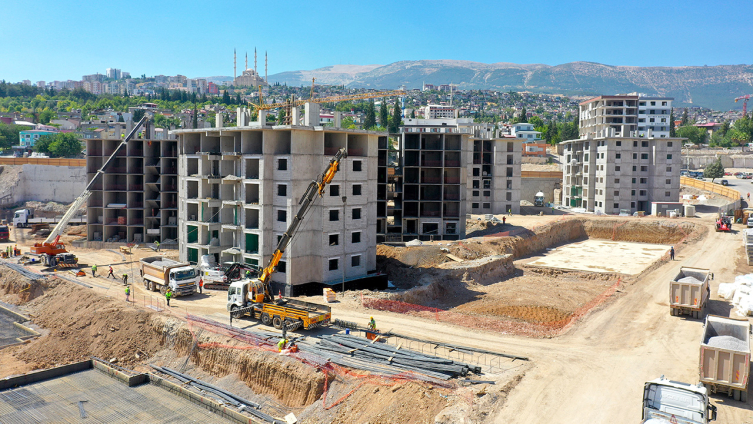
(735, 94, 753, 115)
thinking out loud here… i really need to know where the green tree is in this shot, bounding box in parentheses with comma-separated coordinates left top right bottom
(340, 116, 357, 129)
(277, 108, 287, 125)
(34, 134, 54, 154)
(364, 100, 376, 130)
(676, 125, 706, 145)
(388, 102, 402, 134)
(519, 107, 527, 123)
(529, 116, 545, 129)
(669, 111, 676, 137)
(0, 123, 24, 151)
(192, 104, 198, 129)
(379, 100, 389, 127)
(117, 114, 125, 122)
(410, 109, 416, 119)
(48, 133, 83, 157)
(681, 108, 689, 126)
(38, 109, 55, 124)
(719, 120, 730, 137)
(132, 108, 145, 122)
(222, 90, 231, 105)
(703, 158, 724, 183)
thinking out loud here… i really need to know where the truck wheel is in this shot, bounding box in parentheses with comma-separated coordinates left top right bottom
(261, 313, 272, 326)
(144, 280, 149, 290)
(742, 390, 748, 403)
(734, 389, 741, 401)
(159, 286, 167, 295)
(272, 316, 283, 329)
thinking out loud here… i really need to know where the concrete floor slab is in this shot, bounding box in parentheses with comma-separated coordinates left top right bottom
(527, 239, 670, 274)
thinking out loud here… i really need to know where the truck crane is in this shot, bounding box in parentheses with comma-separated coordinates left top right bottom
(30, 116, 149, 267)
(226, 148, 347, 330)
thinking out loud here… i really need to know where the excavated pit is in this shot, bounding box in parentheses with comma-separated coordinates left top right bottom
(375, 218, 704, 332)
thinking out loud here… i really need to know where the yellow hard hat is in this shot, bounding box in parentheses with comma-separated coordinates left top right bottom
(370, 316, 374, 319)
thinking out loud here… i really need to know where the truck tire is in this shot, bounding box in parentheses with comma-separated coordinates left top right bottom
(261, 313, 272, 326)
(272, 316, 283, 329)
(742, 390, 748, 403)
(159, 286, 167, 295)
(144, 279, 149, 290)
(734, 389, 741, 401)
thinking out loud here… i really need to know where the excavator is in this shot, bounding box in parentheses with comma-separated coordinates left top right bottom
(226, 148, 347, 330)
(30, 116, 149, 267)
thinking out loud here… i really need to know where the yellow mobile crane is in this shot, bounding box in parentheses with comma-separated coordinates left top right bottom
(226, 148, 347, 330)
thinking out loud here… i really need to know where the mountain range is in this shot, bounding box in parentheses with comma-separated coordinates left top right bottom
(261, 60, 753, 110)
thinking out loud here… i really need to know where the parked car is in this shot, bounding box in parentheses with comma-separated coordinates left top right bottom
(724, 171, 731, 176)
(734, 172, 745, 178)
(720, 180, 729, 186)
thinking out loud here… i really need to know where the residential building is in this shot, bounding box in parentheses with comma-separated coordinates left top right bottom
(36, 81, 45, 88)
(207, 82, 219, 95)
(22, 80, 31, 86)
(637, 97, 673, 138)
(423, 104, 457, 119)
(82, 74, 104, 83)
(561, 137, 682, 214)
(83, 80, 103, 95)
(173, 113, 381, 295)
(467, 135, 522, 215)
(19, 130, 56, 148)
(503, 123, 547, 158)
(579, 95, 639, 138)
(106, 68, 122, 79)
(86, 125, 179, 245)
(396, 118, 470, 241)
(579, 94, 674, 139)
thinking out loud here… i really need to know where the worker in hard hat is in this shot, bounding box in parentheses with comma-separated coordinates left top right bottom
(368, 316, 376, 331)
(277, 337, 288, 352)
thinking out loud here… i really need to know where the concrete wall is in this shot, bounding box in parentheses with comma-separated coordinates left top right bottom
(0, 165, 86, 206)
(521, 177, 561, 204)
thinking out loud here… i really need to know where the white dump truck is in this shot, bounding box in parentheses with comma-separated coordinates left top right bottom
(641, 376, 717, 424)
(139, 256, 198, 296)
(699, 315, 751, 402)
(534, 191, 545, 207)
(670, 267, 712, 319)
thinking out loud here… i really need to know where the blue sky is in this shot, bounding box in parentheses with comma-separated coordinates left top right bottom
(2, 0, 751, 83)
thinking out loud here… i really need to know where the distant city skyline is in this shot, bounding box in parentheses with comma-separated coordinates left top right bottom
(1, 0, 752, 83)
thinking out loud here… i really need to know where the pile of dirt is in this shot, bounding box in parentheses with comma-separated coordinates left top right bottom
(300, 381, 449, 424)
(23, 200, 75, 217)
(14, 280, 161, 369)
(0, 268, 47, 304)
(582, 219, 700, 245)
(153, 317, 327, 408)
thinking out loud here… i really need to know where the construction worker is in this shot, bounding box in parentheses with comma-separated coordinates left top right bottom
(277, 337, 288, 352)
(122, 273, 128, 285)
(670, 246, 675, 261)
(245, 270, 251, 279)
(13, 245, 18, 256)
(125, 285, 130, 302)
(508, 208, 512, 217)
(165, 288, 172, 307)
(198, 278, 203, 294)
(368, 316, 376, 331)
(502, 216, 506, 225)
(288, 341, 299, 353)
(91, 264, 97, 278)
(155, 240, 160, 251)
(107, 266, 115, 279)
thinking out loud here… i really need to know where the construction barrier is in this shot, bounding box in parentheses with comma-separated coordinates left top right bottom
(680, 176, 740, 200)
(0, 157, 86, 166)
(521, 170, 563, 179)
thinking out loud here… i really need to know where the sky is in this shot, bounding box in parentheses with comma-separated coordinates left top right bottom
(1, 0, 752, 83)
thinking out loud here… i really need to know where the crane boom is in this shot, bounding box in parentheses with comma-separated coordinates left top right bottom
(43, 116, 149, 244)
(735, 94, 753, 115)
(256, 148, 347, 300)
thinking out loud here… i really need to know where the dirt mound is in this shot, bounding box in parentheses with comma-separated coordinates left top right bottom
(15, 281, 161, 369)
(0, 268, 47, 304)
(457, 305, 570, 323)
(582, 219, 699, 244)
(301, 381, 449, 424)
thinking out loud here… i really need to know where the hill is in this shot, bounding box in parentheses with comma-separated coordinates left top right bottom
(267, 60, 753, 110)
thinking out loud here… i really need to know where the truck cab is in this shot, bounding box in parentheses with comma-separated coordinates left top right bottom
(0, 225, 9, 241)
(534, 192, 545, 207)
(168, 266, 198, 295)
(642, 376, 716, 424)
(12, 209, 32, 228)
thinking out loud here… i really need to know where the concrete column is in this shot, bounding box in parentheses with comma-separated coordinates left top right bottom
(304, 102, 320, 126)
(291, 107, 300, 126)
(237, 108, 243, 126)
(258, 110, 267, 125)
(334, 111, 342, 128)
(216, 112, 223, 128)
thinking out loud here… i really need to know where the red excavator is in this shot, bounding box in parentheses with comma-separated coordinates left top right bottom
(716, 216, 733, 232)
